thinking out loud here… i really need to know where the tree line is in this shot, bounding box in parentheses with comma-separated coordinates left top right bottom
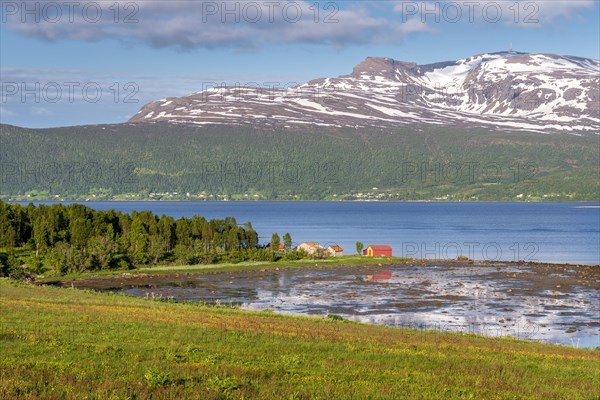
(0, 200, 300, 278)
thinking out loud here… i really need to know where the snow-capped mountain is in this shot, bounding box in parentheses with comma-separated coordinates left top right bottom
(130, 52, 600, 134)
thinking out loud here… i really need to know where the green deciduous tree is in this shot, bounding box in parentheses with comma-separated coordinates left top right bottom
(88, 235, 117, 270)
(270, 233, 281, 253)
(127, 218, 149, 265)
(70, 217, 93, 248)
(356, 241, 364, 256)
(283, 233, 292, 252)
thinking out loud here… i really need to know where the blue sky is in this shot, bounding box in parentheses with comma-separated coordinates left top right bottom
(1, 0, 599, 128)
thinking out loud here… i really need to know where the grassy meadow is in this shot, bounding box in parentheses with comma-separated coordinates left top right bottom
(1, 279, 598, 399)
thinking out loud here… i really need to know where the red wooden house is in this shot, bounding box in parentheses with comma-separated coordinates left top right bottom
(363, 245, 393, 257)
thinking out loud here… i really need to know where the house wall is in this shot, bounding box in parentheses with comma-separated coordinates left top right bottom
(298, 243, 320, 255)
(365, 246, 392, 257)
(326, 247, 343, 257)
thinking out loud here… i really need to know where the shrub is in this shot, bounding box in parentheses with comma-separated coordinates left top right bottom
(143, 368, 170, 388)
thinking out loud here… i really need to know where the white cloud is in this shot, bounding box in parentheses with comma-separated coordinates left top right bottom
(530, 0, 594, 22)
(31, 106, 52, 116)
(2, 1, 419, 50)
(393, 0, 594, 27)
(4, 1, 592, 50)
(0, 106, 16, 117)
(396, 18, 435, 34)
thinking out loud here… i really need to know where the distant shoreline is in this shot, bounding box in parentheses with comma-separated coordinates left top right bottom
(6, 199, 600, 204)
(41, 258, 600, 286)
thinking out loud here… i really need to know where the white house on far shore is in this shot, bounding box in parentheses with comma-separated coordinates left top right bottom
(296, 242, 323, 255)
(327, 245, 344, 257)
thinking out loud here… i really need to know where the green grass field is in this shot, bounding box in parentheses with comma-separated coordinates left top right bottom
(1, 279, 598, 399)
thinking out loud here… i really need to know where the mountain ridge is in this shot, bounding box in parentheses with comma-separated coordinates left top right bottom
(129, 51, 600, 134)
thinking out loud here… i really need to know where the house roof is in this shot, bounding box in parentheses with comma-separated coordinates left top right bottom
(367, 245, 392, 251)
(301, 242, 321, 247)
(328, 245, 344, 252)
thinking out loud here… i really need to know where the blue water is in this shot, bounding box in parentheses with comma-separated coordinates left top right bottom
(24, 201, 600, 264)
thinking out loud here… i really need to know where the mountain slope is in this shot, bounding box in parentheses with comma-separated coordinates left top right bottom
(2, 123, 598, 201)
(129, 52, 600, 134)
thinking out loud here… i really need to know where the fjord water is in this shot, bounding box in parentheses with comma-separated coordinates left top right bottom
(41, 201, 600, 264)
(41, 201, 599, 347)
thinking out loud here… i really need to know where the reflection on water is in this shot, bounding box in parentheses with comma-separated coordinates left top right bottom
(106, 264, 600, 348)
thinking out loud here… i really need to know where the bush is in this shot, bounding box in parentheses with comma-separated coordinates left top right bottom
(143, 368, 170, 388)
(0, 253, 32, 281)
(0, 253, 10, 277)
(245, 248, 279, 262)
(26, 255, 46, 275)
(284, 251, 306, 261)
(208, 376, 240, 396)
(117, 258, 133, 270)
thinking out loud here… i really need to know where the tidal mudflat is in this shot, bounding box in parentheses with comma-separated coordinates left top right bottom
(62, 262, 600, 348)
